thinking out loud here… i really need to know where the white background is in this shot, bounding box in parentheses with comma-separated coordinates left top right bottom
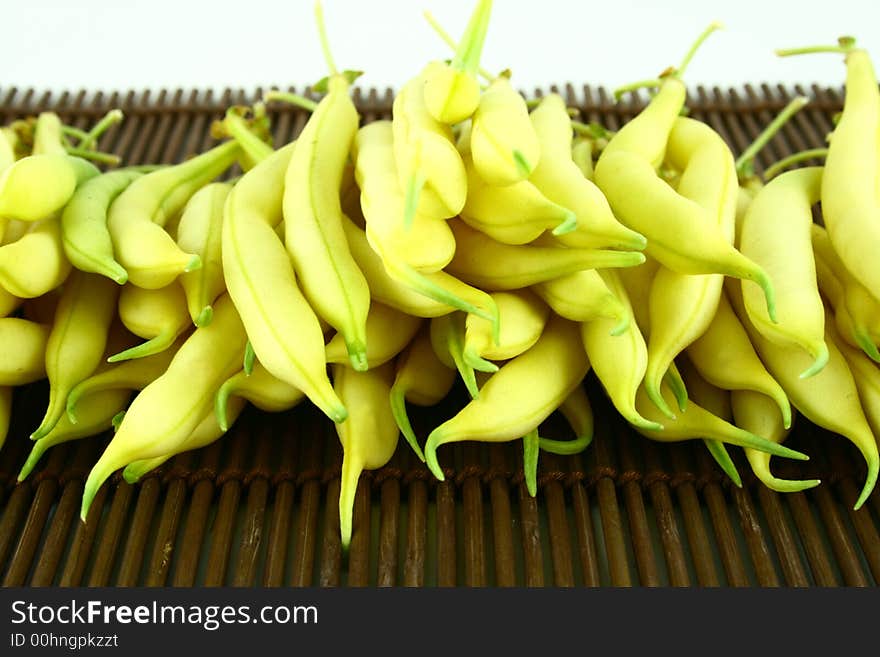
(3, 0, 879, 94)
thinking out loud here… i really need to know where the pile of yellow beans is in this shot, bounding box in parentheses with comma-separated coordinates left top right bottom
(0, 3, 876, 547)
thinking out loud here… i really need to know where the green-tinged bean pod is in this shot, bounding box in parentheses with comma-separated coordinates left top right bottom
(176, 182, 231, 327)
(61, 168, 145, 284)
(19, 388, 132, 482)
(81, 293, 248, 519)
(107, 140, 239, 289)
(31, 271, 119, 440)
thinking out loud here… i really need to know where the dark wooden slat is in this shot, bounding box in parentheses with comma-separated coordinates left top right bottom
(376, 476, 401, 587)
(670, 446, 720, 586)
(403, 478, 428, 587)
(289, 419, 325, 587)
(616, 430, 661, 586)
(539, 448, 575, 587)
(487, 445, 516, 587)
(460, 443, 486, 587)
(170, 440, 225, 587)
(730, 486, 781, 587)
(262, 414, 300, 587)
(641, 441, 690, 587)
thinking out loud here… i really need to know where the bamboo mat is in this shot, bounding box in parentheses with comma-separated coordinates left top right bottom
(0, 83, 878, 588)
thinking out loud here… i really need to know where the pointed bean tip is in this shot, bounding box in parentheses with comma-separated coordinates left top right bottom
(347, 340, 369, 371)
(425, 431, 446, 480)
(645, 379, 676, 420)
(330, 405, 349, 424)
(195, 305, 213, 328)
(798, 343, 829, 379)
(184, 254, 202, 273)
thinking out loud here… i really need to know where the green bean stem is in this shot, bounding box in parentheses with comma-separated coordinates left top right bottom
(763, 148, 828, 181)
(523, 429, 539, 497)
(262, 90, 319, 113)
(735, 96, 809, 179)
(422, 9, 495, 82)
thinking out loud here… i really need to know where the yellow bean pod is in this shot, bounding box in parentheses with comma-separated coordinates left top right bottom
(728, 280, 878, 509)
(31, 271, 120, 440)
(731, 389, 814, 493)
(470, 75, 540, 185)
(425, 314, 589, 480)
(820, 47, 880, 301)
(447, 219, 645, 291)
(740, 167, 828, 377)
(107, 141, 239, 289)
(687, 290, 792, 428)
(66, 335, 185, 422)
(812, 222, 880, 361)
(632, 378, 807, 461)
(532, 269, 629, 334)
(463, 290, 548, 371)
(223, 142, 346, 423)
(176, 182, 231, 327)
(460, 146, 575, 244)
(215, 362, 304, 432)
(420, 0, 492, 125)
(81, 293, 248, 519)
(334, 362, 399, 549)
(0, 154, 99, 223)
(0, 216, 72, 298)
(325, 302, 422, 369)
(677, 357, 742, 487)
(110, 281, 190, 363)
(642, 116, 739, 418)
(19, 387, 132, 482)
(123, 395, 247, 484)
(392, 75, 467, 220)
(528, 94, 646, 251)
(284, 73, 371, 371)
(581, 269, 661, 431)
(354, 121, 455, 273)
(0, 317, 50, 386)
